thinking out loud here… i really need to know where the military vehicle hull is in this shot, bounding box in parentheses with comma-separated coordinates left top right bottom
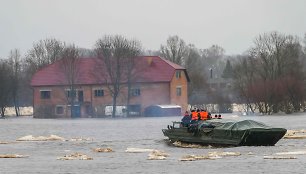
(162, 119, 287, 146)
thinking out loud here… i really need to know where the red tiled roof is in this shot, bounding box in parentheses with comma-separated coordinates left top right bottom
(31, 56, 188, 86)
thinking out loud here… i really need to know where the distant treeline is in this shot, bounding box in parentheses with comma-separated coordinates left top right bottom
(1, 31, 306, 117)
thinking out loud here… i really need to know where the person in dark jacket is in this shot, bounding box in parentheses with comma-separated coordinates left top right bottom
(181, 111, 191, 127)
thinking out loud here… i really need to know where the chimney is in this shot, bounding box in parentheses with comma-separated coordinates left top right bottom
(147, 57, 153, 66)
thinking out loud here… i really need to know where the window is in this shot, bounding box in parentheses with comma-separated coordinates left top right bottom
(78, 91, 84, 102)
(94, 89, 104, 97)
(56, 106, 64, 115)
(131, 88, 141, 96)
(66, 90, 76, 98)
(176, 71, 181, 78)
(40, 90, 51, 99)
(176, 87, 182, 96)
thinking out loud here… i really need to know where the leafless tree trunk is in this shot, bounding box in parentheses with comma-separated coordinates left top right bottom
(0, 60, 13, 117)
(95, 35, 141, 118)
(8, 49, 21, 116)
(125, 41, 141, 117)
(60, 45, 80, 118)
(232, 55, 257, 113)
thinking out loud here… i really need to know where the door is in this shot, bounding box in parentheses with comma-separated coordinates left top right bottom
(78, 91, 84, 102)
(72, 105, 81, 118)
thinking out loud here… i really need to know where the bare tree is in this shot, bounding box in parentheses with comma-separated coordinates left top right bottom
(201, 45, 225, 67)
(22, 38, 66, 110)
(252, 32, 303, 113)
(125, 41, 142, 117)
(0, 59, 13, 117)
(184, 44, 208, 105)
(232, 55, 257, 113)
(78, 48, 95, 57)
(60, 45, 80, 118)
(95, 35, 141, 118)
(232, 32, 305, 114)
(8, 49, 21, 116)
(160, 35, 187, 65)
(25, 38, 65, 76)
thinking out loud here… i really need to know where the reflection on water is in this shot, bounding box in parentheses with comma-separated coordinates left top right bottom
(0, 114, 306, 173)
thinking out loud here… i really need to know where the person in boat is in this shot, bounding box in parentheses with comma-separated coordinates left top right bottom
(191, 109, 199, 123)
(200, 109, 209, 120)
(197, 109, 202, 121)
(208, 112, 212, 119)
(184, 111, 189, 117)
(181, 111, 191, 127)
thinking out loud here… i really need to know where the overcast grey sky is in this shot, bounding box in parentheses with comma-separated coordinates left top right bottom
(1, 0, 306, 58)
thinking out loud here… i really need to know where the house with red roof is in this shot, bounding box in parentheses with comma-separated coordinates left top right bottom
(31, 56, 189, 118)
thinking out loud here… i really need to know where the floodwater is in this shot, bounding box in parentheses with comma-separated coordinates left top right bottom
(1, 113, 306, 174)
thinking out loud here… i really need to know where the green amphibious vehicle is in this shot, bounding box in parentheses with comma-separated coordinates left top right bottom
(162, 119, 287, 146)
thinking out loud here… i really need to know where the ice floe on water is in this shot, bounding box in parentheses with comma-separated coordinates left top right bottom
(208, 151, 241, 157)
(0, 154, 29, 158)
(0, 141, 13, 144)
(247, 152, 254, 155)
(283, 129, 306, 139)
(180, 155, 220, 161)
(16, 135, 65, 141)
(172, 141, 212, 148)
(275, 151, 306, 155)
(147, 150, 169, 160)
(180, 151, 241, 161)
(263, 150, 306, 160)
(263, 156, 297, 159)
(93, 147, 114, 153)
(57, 152, 93, 160)
(125, 148, 169, 160)
(69, 137, 93, 141)
(16, 135, 94, 142)
(125, 148, 155, 153)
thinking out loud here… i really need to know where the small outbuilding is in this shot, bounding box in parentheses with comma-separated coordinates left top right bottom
(144, 105, 181, 117)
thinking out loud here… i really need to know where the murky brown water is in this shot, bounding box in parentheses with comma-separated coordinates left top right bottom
(0, 113, 306, 174)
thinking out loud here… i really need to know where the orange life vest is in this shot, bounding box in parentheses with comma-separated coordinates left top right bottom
(200, 111, 205, 120)
(203, 111, 208, 120)
(191, 111, 198, 120)
(200, 111, 208, 120)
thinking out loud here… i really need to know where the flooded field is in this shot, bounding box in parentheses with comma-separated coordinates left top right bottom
(1, 113, 306, 174)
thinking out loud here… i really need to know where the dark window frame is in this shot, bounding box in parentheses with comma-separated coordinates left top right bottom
(176, 87, 182, 96)
(176, 71, 181, 78)
(131, 88, 141, 96)
(55, 106, 64, 115)
(40, 90, 51, 99)
(94, 89, 104, 97)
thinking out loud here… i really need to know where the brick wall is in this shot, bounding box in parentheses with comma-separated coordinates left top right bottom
(33, 78, 187, 118)
(170, 70, 188, 114)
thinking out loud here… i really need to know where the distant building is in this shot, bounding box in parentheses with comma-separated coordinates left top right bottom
(31, 56, 189, 118)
